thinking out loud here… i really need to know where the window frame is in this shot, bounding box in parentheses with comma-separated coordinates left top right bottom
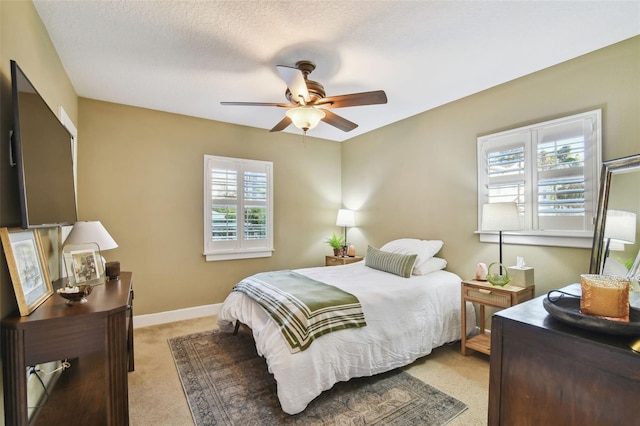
(203, 155, 274, 261)
(477, 109, 602, 248)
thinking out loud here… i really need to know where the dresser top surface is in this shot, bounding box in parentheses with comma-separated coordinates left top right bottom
(2, 271, 132, 328)
(495, 283, 638, 354)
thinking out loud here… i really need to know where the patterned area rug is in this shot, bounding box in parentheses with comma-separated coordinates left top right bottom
(168, 329, 467, 425)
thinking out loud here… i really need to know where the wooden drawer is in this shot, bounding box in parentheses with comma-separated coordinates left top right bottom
(464, 287, 511, 308)
(326, 256, 345, 266)
(325, 256, 363, 266)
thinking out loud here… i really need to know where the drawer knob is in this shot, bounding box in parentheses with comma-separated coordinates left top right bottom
(478, 289, 492, 294)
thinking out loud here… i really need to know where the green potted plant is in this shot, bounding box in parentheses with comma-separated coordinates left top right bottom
(325, 233, 345, 256)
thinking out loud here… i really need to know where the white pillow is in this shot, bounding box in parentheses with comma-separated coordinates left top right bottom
(412, 257, 447, 275)
(379, 238, 443, 269)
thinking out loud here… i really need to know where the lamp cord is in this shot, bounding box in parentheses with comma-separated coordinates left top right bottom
(27, 360, 71, 409)
(546, 290, 580, 302)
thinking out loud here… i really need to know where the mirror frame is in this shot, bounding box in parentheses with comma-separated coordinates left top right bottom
(589, 153, 640, 274)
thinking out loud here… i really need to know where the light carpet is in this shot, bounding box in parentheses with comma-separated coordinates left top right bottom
(168, 329, 468, 425)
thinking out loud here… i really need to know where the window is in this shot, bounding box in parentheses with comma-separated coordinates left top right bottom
(477, 110, 601, 248)
(203, 155, 273, 261)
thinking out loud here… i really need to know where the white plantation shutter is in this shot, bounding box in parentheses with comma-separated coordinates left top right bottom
(535, 120, 590, 231)
(211, 166, 238, 242)
(478, 110, 601, 247)
(243, 169, 268, 242)
(481, 132, 527, 208)
(204, 155, 273, 261)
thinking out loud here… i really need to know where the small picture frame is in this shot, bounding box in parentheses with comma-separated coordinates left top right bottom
(63, 243, 105, 286)
(0, 227, 54, 316)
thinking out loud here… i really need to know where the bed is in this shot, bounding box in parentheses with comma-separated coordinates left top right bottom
(217, 240, 476, 415)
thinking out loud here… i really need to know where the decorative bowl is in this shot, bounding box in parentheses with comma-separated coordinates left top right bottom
(543, 288, 640, 336)
(57, 285, 93, 304)
(487, 262, 511, 286)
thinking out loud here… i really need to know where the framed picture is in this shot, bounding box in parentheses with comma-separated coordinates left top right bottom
(62, 243, 105, 286)
(0, 228, 54, 316)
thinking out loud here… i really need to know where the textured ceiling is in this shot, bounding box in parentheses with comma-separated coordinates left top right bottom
(33, 1, 640, 142)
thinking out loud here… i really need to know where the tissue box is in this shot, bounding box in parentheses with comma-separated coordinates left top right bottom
(507, 266, 534, 288)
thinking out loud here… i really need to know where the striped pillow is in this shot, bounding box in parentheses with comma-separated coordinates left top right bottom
(365, 246, 417, 278)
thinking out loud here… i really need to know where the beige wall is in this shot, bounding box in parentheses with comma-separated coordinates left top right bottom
(77, 99, 342, 315)
(342, 36, 640, 301)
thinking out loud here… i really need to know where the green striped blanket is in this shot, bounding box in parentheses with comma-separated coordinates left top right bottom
(233, 270, 367, 353)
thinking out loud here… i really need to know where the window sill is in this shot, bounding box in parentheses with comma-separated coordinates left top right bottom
(477, 231, 593, 249)
(204, 249, 273, 262)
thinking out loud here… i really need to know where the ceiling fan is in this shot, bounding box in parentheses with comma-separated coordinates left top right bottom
(221, 60, 387, 133)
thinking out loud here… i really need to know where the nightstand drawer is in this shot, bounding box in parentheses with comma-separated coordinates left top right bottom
(326, 256, 345, 266)
(325, 255, 363, 266)
(465, 287, 511, 307)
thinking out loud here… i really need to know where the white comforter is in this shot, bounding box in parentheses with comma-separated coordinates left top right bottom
(217, 262, 476, 414)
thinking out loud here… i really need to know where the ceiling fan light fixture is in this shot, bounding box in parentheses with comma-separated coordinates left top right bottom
(286, 107, 325, 132)
(222, 61, 386, 133)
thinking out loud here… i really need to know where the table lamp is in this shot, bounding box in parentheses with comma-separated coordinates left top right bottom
(64, 221, 119, 279)
(481, 202, 520, 275)
(336, 209, 355, 245)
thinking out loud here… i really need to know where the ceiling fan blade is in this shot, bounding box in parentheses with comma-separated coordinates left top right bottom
(269, 116, 292, 132)
(321, 110, 358, 132)
(315, 90, 387, 109)
(276, 65, 311, 104)
(221, 101, 290, 107)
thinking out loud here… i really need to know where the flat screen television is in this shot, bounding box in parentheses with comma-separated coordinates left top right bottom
(10, 60, 77, 228)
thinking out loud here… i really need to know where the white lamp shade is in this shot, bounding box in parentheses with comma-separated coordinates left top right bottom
(64, 221, 118, 251)
(336, 209, 355, 227)
(481, 202, 520, 231)
(604, 210, 636, 244)
(286, 107, 326, 131)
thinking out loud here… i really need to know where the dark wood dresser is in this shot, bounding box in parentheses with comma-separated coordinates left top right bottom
(488, 284, 640, 425)
(2, 272, 134, 425)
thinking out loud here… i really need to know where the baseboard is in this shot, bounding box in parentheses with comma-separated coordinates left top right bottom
(133, 303, 222, 329)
